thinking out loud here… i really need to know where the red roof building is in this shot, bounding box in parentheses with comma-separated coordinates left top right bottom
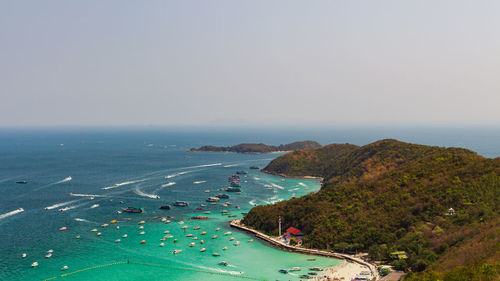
(285, 227, 304, 237)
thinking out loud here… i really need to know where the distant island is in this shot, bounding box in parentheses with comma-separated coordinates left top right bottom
(189, 140, 321, 154)
(244, 139, 500, 280)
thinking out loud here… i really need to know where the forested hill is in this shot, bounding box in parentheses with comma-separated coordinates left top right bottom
(189, 140, 321, 154)
(246, 139, 500, 280)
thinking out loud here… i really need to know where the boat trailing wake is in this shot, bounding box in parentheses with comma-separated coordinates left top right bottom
(270, 183, 284, 190)
(45, 200, 78, 210)
(69, 193, 105, 198)
(249, 200, 257, 206)
(298, 182, 308, 187)
(56, 176, 72, 184)
(223, 164, 240, 168)
(161, 182, 176, 187)
(182, 163, 222, 169)
(196, 265, 243, 275)
(288, 188, 299, 191)
(253, 177, 261, 180)
(193, 181, 206, 184)
(74, 218, 93, 223)
(134, 187, 159, 199)
(165, 171, 189, 179)
(0, 208, 24, 220)
(102, 180, 144, 190)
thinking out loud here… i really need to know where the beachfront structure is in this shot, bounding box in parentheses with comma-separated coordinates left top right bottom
(282, 227, 304, 246)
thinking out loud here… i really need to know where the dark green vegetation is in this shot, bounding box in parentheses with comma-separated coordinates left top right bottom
(190, 140, 321, 154)
(243, 139, 500, 280)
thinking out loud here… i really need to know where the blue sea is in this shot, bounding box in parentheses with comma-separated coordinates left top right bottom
(0, 127, 499, 281)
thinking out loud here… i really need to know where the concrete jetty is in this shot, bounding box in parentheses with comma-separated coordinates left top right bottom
(230, 219, 379, 280)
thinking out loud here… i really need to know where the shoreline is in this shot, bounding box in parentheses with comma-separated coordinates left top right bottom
(230, 219, 379, 280)
(260, 169, 324, 180)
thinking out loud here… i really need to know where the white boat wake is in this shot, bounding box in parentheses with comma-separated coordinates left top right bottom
(102, 180, 144, 190)
(165, 171, 189, 179)
(45, 200, 78, 210)
(161, 182, 176, 187)
(223, 164, 240, 168)
(193, 181, 206, 184)
(270, 183, 284, 190)
(69, 193, 105, 198)
(134, 187, 159, 199)
(182, 163, 222, 169)
(253, 177, 261, 180)
(249, 200, 257, 206)
(74, 218, 93, 223)
(0, 208, 24, 220)
(56, 176, 72, 184)
(289, 188, 300, 191)
(298, 182, 308, 187)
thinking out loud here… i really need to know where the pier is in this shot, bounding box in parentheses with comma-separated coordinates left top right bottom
(230, 219, 379, 280)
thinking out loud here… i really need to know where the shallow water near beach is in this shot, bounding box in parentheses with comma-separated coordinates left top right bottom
(0, 130, 340, 281)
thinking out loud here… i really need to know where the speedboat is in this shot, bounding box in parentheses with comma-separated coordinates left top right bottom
(200, 248, 206, 252)
(61, 265, 69, 271)
(159, 205, 172, 210)
(212, 235, 217, 239)
(140, 240, 146, 244)
(289, 267, 301, 271)
(201, 232, 207, 235)
(59, 226, 68, 231)
(22, 253, 27, 258)
(174, 239, 178, 243)
(309, 267, 322, 271)
(140, 231, 145, 235)
(16, 180, 28, 184)
(182, 226, 188, 229)
(219, 261, 228, 266)
(189, 243, 195, 247)
(222, 246, 228, 251)
(97, 232, 102, 236)
(76, 235, 81, 239)
(115, 239, 121, 243)
(200, 240, 204, 244)
(139, 226, 144, 229)
(234, 241, 240, 246)
(165, 220, 171, 224)
(138, 221, 146, 225)
(159, 243, 165, 247)
(165, 235, 173, 238)
(163, 230, 170, 234)
(200, 204, 207, 207)
(279, 269, 288, 274)
(173, 250, 182, 254)
(31, 262, 38, 267)
(116, 226, 120, 230)
(110, 220, 117, 224)
(192, 237, 198, 240)
(216, 228, 220, 231)
(224, 232, 231, 236)
(47, 249, 54, 253)
(206, 197, 219, 202)
(212, 253, 220, 256)
(178, 221, 184, 224)
(90, 204, 100, 208)
(186, 234, 193, 237)
(45, 253, 52, 258)
(122, 234, 128, 238)
(122, 207, 143, 213)
(193, 226, 200, 230)
(248, 239, 254, 242)
(173, 201, 189, 207)
(102, 224, 109, 227)
(229, 237, 235, 241)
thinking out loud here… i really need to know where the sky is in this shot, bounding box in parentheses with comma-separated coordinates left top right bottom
(1, 1, 499, 127)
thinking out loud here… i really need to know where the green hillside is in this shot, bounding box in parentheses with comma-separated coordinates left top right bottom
(244, 139, 500, 280)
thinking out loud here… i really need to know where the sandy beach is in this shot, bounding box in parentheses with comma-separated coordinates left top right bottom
(312, 260, 371, 280)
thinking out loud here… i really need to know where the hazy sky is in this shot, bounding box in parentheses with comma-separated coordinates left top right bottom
(1, 1, 499, 127)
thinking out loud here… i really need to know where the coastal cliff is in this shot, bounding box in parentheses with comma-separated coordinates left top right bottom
(189, 140, 321, 154)
(246, 139, 500, 280)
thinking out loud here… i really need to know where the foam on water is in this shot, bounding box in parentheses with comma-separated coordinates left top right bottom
(102, 180, 144, 190)
(134, 186, 159, 199)
(161, 182, 176, 187)
(0, 208, 24, 220)
(223, 164, 240, 168)
(193, 181, 206, 184)
(44, 200, 78, 210)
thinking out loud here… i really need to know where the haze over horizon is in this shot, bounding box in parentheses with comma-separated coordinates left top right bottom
(1, 1, 499, 127)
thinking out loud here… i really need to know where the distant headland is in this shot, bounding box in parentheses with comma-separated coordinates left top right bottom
(188, 140, 321, 154)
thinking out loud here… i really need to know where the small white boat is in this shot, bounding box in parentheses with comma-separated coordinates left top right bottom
(45, 253, 52, 258)
(76, 235, 81, 239)
(138, 221, 146, 225)
(192, 237, 198, 240)
(139, 226, 144, 229)
(47, 249, 54, 253)
(140, 240, 146, 244)
(212, 235, 217, 239)
(90, 204, 99, 208)
(115, 239, 121, 243)
(116, 210, 122, 214)
(248, 239, 254, 242)
(172, 250, 182, 254)
(101, 224, 109, 227)
(163, 230, 170, 234)
(59, 226, 68, 231)
(234, 241, 240, 246)
(186, 234, 193, 237)
(200, 248, 206, 252)
(165, 220, 171, 224)
(212, 253, 220, 256)
(224, 232, 231, 236)
(222, 246, 228, 251)
(189, 242, 195, 247)
(140, 231, 145, 235)
(122, 234, 128, 238)
(182, 226, 188, 229)
(229, 237, 235, 241)
(116, 226, 120, 230)
(159, 243, 165, 247)
(31, 262, 39, 267)
(97, 232, 102, 236)
(91, 228, 98, 232)
(61, 265, 69, 271)
(165, 234, 173, 238)
(289, 267, 301, 271)
(216, 228, 220, 231)
(204, 190, 210, 193)
(22, 253, 27, 258)
(178, 221, 184, 224)
(161, 218, 167, 222)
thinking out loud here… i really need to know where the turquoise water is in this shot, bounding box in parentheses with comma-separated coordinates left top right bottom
(0, 131, 339, 281)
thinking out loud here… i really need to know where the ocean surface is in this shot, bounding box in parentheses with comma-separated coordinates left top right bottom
(0, 127, 499, 281)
